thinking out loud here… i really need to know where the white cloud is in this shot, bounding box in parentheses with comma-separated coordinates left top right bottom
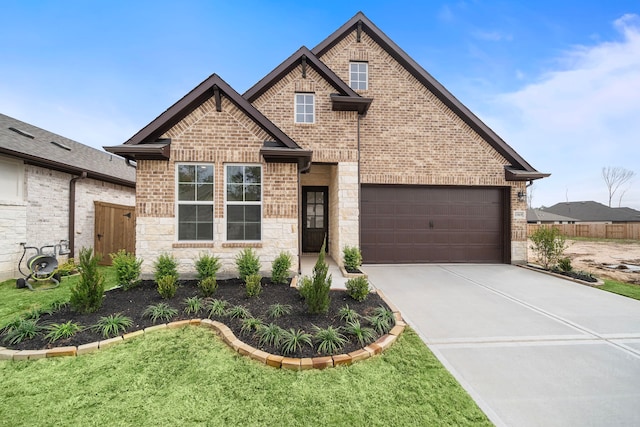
(481, 14, 640, 209)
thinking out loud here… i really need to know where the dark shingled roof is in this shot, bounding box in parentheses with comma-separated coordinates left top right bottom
(542, 201, 640, 223)
(0, 113, 135, 187)
(527, 208, 577, 223)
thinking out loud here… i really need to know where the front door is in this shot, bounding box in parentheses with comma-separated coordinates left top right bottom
(302, 186, 328, 252)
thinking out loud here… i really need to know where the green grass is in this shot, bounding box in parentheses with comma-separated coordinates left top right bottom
(0, 267, 118, 329)
(600, 279, 640, 301)
(0, 327, 490, 426)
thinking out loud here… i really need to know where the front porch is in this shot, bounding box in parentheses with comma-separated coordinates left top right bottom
(300, 253, 349, 289)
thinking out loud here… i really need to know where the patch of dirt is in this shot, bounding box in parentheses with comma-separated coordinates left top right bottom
(2, 279, 391, 358)
(528, 239, 640, 284)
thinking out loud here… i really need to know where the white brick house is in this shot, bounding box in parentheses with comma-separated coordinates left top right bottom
(0, 113, 136, 281)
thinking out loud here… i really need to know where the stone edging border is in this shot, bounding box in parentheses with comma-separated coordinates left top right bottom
(0, 290, 406, 369)
(518, 264, 605, 287)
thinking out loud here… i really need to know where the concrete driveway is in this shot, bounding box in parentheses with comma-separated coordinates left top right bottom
(364, 264, 640, 427)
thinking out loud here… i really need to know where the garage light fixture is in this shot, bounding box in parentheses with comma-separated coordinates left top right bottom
(517, 191, 526, 202)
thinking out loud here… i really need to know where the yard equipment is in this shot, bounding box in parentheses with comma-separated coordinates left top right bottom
(16, 241, 70, 291)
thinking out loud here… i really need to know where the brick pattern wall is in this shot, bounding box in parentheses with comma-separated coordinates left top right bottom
(134, 94, 299, 274)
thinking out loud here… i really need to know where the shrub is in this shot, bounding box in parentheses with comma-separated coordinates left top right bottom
(183, 296, 205, 316)
(240, 317, 264, 336)
(257, 323, 284, 347)
(271, 252, 292, 285)
(157, 275, 178, 299)
(226, 305, 251, 320)
(267, 303, 292, 319)
(280, 328, 313, 355)
(557, 257, 573, 273)
(110, 249, 143, 290)
(154, 253, 178, 283)
(343, 246, 363, 272)
(235, 248, 260, 281)
(54, 258, 77, 277)
(313, 325, 347, 354)
(344, 320, 376, 347)
(530, 226, 567, 270)
(198, 276, 218, 297)
(45, 321, 82, 343)
(245, 274, 262, 298)
(143, 303, 178, 324)
(70, 248, 104, 314)
(2, 318, 42, 345)
(297, 276, 312, 300)
(345, 276, 370, 302)
(301, 241, 331, 314)
(367, 306, 394, 335)
(92, 314, 132, 338)
(338, 305, 359, 323)
(206, 299, 229, 317)
(195, 253, 221, 280)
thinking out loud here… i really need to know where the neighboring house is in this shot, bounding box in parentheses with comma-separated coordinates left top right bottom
(0, 113, 136, 280)
(527, 208, 577, 224)
(541, 201, 640, 224)
(106, 12, 548, 275)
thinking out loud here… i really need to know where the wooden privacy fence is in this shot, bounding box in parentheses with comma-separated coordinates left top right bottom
(527, 223, 640, 240)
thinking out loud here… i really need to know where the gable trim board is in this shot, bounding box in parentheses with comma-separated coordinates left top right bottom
(106, 12, 547, 272)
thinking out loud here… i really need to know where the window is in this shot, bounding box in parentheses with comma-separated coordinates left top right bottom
(176, 164, 214, 241)
(226, 165, 262, 241)
(0, 156, 24, 203)
(350, 62, 368, 90)
(295, 93, 315, 123)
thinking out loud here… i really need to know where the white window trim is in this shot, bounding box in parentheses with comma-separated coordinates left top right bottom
(224, 163, 263, 242)
(175, 163, 215, 242)
(349, 61, 368, 90)
(294, 93, 315, 124)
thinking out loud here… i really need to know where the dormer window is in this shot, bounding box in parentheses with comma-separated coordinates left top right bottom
(295, 93, 315, 123)
(350, 62, 368, 90)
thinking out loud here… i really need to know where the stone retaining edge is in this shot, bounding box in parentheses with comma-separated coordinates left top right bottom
(0, 296, 406, 367)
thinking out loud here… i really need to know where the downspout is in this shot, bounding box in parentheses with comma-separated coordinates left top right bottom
(297, 169, 302, 274)
(357, 114, 362, 248)
(69, 171, 88, 257)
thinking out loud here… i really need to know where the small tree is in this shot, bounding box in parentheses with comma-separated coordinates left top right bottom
(529, 227, 567, 270)
(110, 250, 143, 290)
(342, 246, 362, 272)
(154, 253, 178, 282)
(271, 252, 292, 285)
(602, 167, 635, 207)
(70, 248, 105, 313)
(302, 240, 331, 314)
(235, 248, 260, 281)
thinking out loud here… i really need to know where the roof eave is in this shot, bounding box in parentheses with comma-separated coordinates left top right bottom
(104, 143, 171, 161)
(260, 147, 313, 172)
(330, 94, 373, 115)
(505, 166, 551, 181)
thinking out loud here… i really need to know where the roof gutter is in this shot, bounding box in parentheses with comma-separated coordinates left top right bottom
(69, 171, 88, 257)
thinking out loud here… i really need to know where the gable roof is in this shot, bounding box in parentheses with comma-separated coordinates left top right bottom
(0, 113, 135, 187)
(312, 11, 548, 180)
(527, 208, 577, 223)
(244, 46, 372, 115)
(542, 201, 640, 222)
(105, 74, 311, 168)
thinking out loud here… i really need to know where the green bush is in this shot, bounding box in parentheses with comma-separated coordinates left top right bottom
(557, 257, 573, 272)
(2, 318, 42, 345)
(313, 325, 347, 355)
(198, 276, 218, 297)
(183, 296, 205, 316)
(240, 317, 264, 336)
(338, 304, 359, 323)
(54, 258, 77, 277)
(367, 306, 394, 335)
(45, 321, 82, 343)
(157, 275, 178, 299)
(154, 253, 178, 283)
(70, 248, 105, 314)
(343, 246, 363, 271)
(92, 314, 132, 338)
(245, 274, 262, 298)
(195, 253, 221, 280)
(345, 276, 370, 302)
(280, 328, 313, 355)
(235, 248, 260, 281)
(344, 320, 376, 347)
(110, 250, 143, 290)
(257, 323, 284, 347)
(530, 227, 567, 270)
(271, 252, 292, 285)
(301, 241, 331, 314)
(206, 299, 229, 317)
(267, 303, 292, 319)
(226, 305, 251, 320)
(143, 303, 178, 323)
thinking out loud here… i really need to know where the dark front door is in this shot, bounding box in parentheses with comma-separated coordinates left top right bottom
(302, 186, 328, 252)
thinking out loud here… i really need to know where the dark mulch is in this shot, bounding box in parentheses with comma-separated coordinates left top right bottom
(3, 279, 392, 358)
(551, 269, 598, 283)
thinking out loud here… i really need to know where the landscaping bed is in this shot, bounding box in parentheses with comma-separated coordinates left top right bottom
(2, 278, 393, 359)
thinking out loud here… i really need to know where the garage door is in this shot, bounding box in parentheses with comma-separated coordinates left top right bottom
(361, 185, 507, 263)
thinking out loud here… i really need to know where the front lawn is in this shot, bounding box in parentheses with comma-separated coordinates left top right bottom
(600, 279, 640, 301)
(0, 327, 490, 426)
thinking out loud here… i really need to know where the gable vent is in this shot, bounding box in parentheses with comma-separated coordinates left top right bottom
(50, 140, 71, 151)
(8, 127, 35, 139)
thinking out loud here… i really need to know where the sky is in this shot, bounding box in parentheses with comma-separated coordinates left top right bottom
(1, 0, 639, 209)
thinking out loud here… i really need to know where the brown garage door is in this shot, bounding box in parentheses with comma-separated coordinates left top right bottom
(361, 185, 508, 263)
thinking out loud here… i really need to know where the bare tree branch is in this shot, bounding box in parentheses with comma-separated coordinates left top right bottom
(602, 167, 635, 207)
